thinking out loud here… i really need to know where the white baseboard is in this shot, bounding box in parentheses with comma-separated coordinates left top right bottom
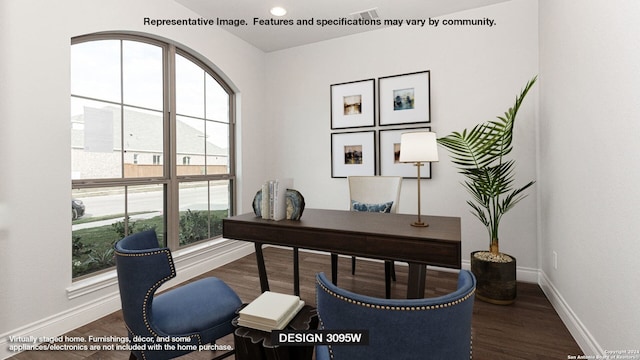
(0, 240, 254, 360)
(538, 270, 601, 356)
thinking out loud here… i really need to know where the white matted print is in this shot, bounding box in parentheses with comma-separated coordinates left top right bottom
(331, 131, 376, 178)
(331, 79, 375, 129)
(379, 127, 432, 178)
(379, 71, 430, 126)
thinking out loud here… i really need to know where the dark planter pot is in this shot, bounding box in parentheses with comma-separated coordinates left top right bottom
(470, 251, 517, 305)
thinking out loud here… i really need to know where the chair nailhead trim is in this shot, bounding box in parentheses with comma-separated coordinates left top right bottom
(317, 280, 475, 310)
(468, 326, 475, 359)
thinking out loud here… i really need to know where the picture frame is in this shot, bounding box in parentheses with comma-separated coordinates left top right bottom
(378, 70, 430, 126)
(330, 79, 375, 129)
(331, 131, 376, 178)
(379, 127, 432, 178)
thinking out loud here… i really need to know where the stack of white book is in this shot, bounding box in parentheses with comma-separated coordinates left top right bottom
(261, 178, 293, 221)
(238, 291, 305, 332)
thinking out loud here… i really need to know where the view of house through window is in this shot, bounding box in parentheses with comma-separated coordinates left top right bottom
(71, 35, 234, 279)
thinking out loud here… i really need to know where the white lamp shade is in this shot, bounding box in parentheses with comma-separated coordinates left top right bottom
(399, 131, 439, 163)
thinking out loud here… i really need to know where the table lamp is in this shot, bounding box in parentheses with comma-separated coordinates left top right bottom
(399, 131, 439, 227)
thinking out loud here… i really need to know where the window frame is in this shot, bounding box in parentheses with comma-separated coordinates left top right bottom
(71, 33, 236, 278)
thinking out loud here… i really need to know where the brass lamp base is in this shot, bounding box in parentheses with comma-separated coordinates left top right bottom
(408, 161, 431, 228)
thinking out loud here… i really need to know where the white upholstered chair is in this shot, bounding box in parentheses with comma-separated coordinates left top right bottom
(331, 176, 402, 298)
(348, 176, 402, 214)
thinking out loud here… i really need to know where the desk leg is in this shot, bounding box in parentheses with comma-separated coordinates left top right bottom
(330, 254, 338, 285)
(255, 243, 270, 292)
(384, 261, 392, 299)
(293, 247, 300, 296)
(407, 263, 426, 299)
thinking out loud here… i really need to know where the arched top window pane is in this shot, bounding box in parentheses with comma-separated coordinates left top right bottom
(71, 40, 121, 102)
(123, 40, 163, 110)
(175, 54, 205, 118)
(206, 73, 229, 123)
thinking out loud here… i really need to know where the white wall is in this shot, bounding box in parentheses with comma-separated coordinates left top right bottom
(538, 0, 640, 354)
(5, 0, 638, 356)
(0, 0, 266, 356)
(265, 0, 540, 270)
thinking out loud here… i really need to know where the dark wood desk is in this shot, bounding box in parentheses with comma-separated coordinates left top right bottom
(222, 209, 461, 299)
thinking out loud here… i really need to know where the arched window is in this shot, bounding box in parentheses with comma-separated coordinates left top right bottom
(71, 34, 234, 279)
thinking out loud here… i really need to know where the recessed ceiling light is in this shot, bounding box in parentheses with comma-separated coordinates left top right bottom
(270, 6, 287, 17)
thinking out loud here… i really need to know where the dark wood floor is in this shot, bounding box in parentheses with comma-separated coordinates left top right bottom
(10, 246, 583, 360)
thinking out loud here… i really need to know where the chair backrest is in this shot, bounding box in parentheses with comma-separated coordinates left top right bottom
(316, 270, 476, 360)
(114, 230, 176, 338)
(348, 176, 402, 213)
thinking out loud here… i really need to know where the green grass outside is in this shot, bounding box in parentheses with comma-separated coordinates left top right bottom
(72, 210, 227, 278)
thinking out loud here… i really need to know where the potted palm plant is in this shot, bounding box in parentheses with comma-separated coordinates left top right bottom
(437, 77, 537, 304)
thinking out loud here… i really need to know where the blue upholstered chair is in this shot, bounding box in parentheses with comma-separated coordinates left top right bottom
(114, 230, 241, 360)
(315, 270, 476, 360)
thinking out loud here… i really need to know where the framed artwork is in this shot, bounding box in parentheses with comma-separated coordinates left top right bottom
(331, 131, 376, 178)
(378, 70, 430, 126)
(379, 127, 432, 178)
(330, 79, 375, 129)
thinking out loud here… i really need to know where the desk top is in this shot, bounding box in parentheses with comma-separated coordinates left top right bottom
(223, 209, 461, 268)
(227, 208, 460, 242)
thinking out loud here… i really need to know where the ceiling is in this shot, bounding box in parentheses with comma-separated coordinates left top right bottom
(175, 0, 512, 52)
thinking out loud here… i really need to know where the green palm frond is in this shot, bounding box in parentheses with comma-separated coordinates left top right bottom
(437, 77, 537, 253)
